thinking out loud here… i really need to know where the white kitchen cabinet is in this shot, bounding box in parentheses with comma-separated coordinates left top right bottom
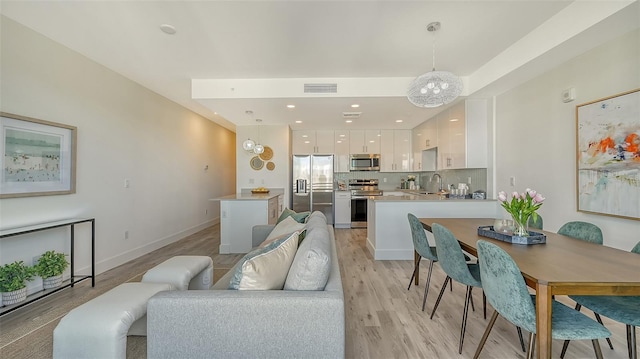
(349, 129, 380, 154)
(380, 129, 412, 172)
(292, 130, 335, 154)
(268, 197, 279, 224)
(432, 99, 488, 170)
(334, 130, 350, 172)
(334, 191, 351, 228)
(412, 119, 437, 170)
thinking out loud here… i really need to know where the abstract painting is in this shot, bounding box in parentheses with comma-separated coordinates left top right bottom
(1, 112, 76, 198)
(576, 89, 640, 220)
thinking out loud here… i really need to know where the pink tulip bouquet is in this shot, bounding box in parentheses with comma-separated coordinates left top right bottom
(497, 188, 545, 236)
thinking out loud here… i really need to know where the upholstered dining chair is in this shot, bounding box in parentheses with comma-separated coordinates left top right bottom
(474, 240, 611, 359)
(431, 223, 525, 354)
(560, 240, 640, 359)
(556, 220, 614, 349)
(406, 213, 440, 312)
(558, 221, 603, 244)
(527, 214, 543, 230)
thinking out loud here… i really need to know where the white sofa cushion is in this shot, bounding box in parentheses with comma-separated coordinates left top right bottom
(228, 231, 299, 290)
(266, 216, 306, 242)
(284, 222, 331, 290)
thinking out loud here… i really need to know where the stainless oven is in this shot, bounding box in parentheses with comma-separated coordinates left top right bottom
(350, 154, 380, 171)
(349, 179, 382, 228)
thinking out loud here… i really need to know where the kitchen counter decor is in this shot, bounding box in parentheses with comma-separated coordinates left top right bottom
(477, 225, 546, 245)
(497, 188, 545, 237)
(251, 187, 270, 194)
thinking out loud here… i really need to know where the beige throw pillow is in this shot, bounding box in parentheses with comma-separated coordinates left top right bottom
(265, 216, 306, 242)
(228, 231, 299, 290)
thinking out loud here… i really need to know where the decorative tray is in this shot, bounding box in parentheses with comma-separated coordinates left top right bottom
(478, 226, 546, 245)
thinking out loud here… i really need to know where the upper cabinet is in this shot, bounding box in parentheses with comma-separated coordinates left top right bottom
(334, 130, 350, 172)
(438, 99, 488, 169)
(349, 130, 380, 154)
(380, 130, 412, 172)
(292, 130, 335, 154)
(411, 99, 488, 170)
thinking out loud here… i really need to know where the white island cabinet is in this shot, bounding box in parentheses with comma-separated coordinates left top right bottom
(213, 190, 284, 254)
(367, 194, 499, 260)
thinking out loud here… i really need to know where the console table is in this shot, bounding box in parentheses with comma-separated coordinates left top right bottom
(0, 218, 95, 316)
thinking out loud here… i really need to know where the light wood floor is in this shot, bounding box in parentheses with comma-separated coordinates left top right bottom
(0, 224, 633, 358)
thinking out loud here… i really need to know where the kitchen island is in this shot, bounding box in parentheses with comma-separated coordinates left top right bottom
(212, 190, 284, 254)
(366, 192, 498, 260)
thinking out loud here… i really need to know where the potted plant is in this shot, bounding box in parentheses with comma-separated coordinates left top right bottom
(35, 250, 69, 289)
(0, 260, 36, 305)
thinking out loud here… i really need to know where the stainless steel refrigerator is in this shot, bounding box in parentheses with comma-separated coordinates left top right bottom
(292, 154, 334, 224)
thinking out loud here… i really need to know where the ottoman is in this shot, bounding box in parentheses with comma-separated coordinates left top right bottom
(53, 282, 172, 359)
(141, 255, 213, 290)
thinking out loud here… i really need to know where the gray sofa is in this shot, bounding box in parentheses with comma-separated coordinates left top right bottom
(146, 211, 345, 359)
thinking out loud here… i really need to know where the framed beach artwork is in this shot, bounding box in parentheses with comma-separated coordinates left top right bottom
(0, 112, 77, 198)
(576, 89, 640, 220)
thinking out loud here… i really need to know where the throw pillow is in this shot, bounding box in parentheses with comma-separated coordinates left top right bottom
(284, 226, 332, 290)
(266, 216, 306, 242)
(276, 208, 311, 224)
(228, 231, 299, 290)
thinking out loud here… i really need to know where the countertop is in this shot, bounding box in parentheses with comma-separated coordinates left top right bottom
(211, 190, 284, 201)
(373, 190, 494, 202)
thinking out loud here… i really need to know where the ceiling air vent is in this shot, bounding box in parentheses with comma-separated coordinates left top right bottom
(342, 112, 362, 119)
(304, 83, 338, 94)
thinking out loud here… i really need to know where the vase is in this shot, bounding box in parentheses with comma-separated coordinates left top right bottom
(43, 275, 63, 289)
(511, 214, 530, 237)
(2, 287, 27, 305)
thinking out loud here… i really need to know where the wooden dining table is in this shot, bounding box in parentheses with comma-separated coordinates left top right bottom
(418, 217, 640, 359)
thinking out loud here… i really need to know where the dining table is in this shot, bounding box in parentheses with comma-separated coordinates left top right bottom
(418, 217, 640, 359)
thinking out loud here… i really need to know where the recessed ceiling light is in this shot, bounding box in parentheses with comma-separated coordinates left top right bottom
(302, 135, 308, 138)
(336, 140, 342, 144)
(450, 118, 459, 122)
(287, 104, 295, 109)
(345, 120, 353, 123)
(351, 104, 360, 108)
(395, 120, 403, 123)
(295, 120, 302, 124)
(159, 24, 177, 35)
(339, 134, 345, 137)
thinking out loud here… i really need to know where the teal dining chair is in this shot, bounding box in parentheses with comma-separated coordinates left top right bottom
(406, 213, 440, 312)
(558, 221, 603, 244)
(431, 223, 525, 354)
(474, 240, 611, 359)
(561, 240, 640, 359)
(557, 220, 614, 349)
(527, 214, 543, 230)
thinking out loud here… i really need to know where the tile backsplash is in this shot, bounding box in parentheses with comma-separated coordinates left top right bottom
(335, 168, 487, 193)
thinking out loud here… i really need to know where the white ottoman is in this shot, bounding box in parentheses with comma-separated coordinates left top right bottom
(141, 255, 213, 290)
(53, 282, 172, 359)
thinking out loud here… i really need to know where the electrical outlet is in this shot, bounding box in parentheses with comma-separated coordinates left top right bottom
(33, 255, 41, 266)
(249, 178, 254, 184)
(205, 209, 208, 215)
(510, 176, 516, 187)
(124, 179, 130, 188)
(124, 230, 129, 240)
(467, 177, 472, 184)
(383, 178, 387, 183)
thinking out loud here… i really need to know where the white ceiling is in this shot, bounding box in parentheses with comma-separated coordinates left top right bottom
(1, 1, 638, 132)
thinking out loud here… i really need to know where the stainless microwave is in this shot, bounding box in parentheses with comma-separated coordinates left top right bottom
(350, 154, 380, 171)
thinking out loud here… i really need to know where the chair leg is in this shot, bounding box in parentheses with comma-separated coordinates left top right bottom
(407, 255, 421, 290)
(628, 325, 637, 359)
(516, 327, 526, 352)
(560, 339, 570, 358)
(482, 291, 487, 320)
(469, 287, 476, 312)
(450, 277, 453, 291)
(473, 310, 499, 359)
(421, 260, 435, 312)
(430, 276, 450, 320)
(459, 286, 473, 354)
(593, 312, 614, 350)
(527, 333, 536, 359)
(592, 339, 604, 359)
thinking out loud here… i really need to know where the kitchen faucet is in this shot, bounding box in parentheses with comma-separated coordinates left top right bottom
(431, 173, 443, 192)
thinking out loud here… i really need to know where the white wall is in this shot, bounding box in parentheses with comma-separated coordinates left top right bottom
(495, 28, 639, 250)
(0, 16, 236, 294)
(236, 124, 291, 207)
